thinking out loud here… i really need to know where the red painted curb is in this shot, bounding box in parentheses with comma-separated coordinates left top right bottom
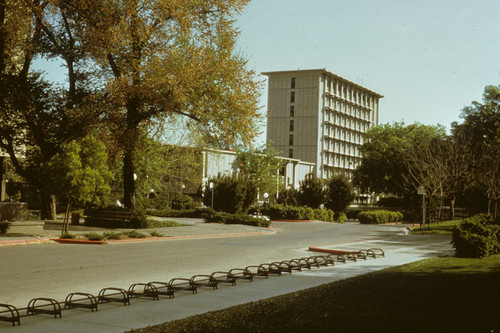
(308, 247, 358, 255)
(51, 238, 107, 245)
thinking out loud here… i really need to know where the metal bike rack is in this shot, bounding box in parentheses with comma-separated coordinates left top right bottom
(168, 278, 197, 294)
(147, 281, 175, 299)
(210, 271, 236, 286)
(191, 275, 218, 290)
(128, 283, 160, 300)
(0, 303, 20, 326)
(64, 292, 99, 312)
(229, 268, 254, 282)
(27, 298, 62, 318)
(98, 287, 130, 306)
(244, 265, 269, 279)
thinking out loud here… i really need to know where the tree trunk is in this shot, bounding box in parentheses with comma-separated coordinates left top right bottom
(450, 197, 456, 221)
(40, 193, 57, 220)
(494, 200, 498, 219)
(123, 147, 136, 210)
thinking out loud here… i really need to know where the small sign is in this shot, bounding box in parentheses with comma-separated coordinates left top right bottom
(417, 186, 425, 195)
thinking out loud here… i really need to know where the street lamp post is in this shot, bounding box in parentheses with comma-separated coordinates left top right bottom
(209, 182, 214, 210)
(418, 185, 426, 230)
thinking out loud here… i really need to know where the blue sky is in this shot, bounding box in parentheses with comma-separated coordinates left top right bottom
(235, 0, 500, 143)
(34, 1, 500, 145)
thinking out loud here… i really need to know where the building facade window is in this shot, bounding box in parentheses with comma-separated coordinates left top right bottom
(290, 105, 294, 117)
(291, 77, 295, 89)
(288, 149, 293, 158)
(289, 120, 294, 131)
(289, 134, 294, 146)
(290, 91, 295, 103)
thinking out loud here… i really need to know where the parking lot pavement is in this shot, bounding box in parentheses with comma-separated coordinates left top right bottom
(2, 233, 453, 332)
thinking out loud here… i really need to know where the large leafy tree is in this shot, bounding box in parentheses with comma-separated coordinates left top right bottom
(77, 0, 261, 209)
(353, 122, 445, 198)
(454, 85, 500, 216)
(0, 0, 100, 219)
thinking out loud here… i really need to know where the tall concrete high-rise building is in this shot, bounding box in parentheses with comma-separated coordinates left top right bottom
(263, 69, 383, 182)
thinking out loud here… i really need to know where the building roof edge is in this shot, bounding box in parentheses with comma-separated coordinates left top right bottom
(261, 68, 384, 98)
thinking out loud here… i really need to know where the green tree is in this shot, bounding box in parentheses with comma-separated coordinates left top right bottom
(454, 85, 500, 217)
(353, 122, 445, 198)
(134, 136, 202, 210)
(77, 0, 261, 209)
(234, 144, 283, 201)
(0, 1, 100, 219)
(325, 175, 354, 213)
(45, 136, 112, 234)
(203, 174, 256, 214)
(297, 173, 326, 209)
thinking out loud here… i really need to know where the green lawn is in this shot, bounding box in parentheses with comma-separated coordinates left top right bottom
(130, 255, 500, 333)
(410, 219, 461, 235)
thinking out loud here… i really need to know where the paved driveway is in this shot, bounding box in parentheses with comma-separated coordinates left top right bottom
(0, 220, 453, 332)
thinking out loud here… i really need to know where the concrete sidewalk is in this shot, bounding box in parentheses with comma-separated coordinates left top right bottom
(1, 232, 453, 332)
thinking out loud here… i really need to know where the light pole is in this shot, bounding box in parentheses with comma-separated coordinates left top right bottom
(263, 192, 269, 211)
(181, 184, 186, 210)
(209, 182, 214, 210)
(418, 185, 426, 230)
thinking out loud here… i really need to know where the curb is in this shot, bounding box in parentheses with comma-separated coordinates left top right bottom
(308, 247, 356, 255)
(1, 227, 278, 246)
(308, 239, 381, 254)
(0, 238, 53, 247)
(51, 238, 107, 245)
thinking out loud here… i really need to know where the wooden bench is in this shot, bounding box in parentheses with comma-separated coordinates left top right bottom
(85, 210, 133, 228)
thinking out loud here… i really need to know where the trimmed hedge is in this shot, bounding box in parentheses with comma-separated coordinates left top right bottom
(452, 214, 500, 258)
(149, 208, 210, 218)
(203, 210, 271, 228)
(265, 205, 346, 223)
(358, 210, 403, 224)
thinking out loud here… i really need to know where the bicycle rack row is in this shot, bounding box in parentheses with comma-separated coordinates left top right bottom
(0, 248, 384, 327)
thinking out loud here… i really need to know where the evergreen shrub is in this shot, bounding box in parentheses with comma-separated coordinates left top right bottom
(358, 210, 403, 224)
(451, 214, 500, 258)
(265, 204, 344, 223)
(203, 210, 271, 228)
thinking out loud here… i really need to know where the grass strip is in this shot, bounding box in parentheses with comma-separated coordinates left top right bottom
(130, 255, 500, 333)
(410, 219, 461, 235)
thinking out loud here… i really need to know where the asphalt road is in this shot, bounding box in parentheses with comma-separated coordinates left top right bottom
(0, 221, 448, 309)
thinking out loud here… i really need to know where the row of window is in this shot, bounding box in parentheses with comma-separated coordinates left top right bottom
(324, 77, 377, 108)
(324, 126, 366, 145)
(324, 139, 361, 158)
(324, 152, 360, 170)
(325, 98, 373, 120)
(325, 116, 370, 133)
(323, 167, 353, 180)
